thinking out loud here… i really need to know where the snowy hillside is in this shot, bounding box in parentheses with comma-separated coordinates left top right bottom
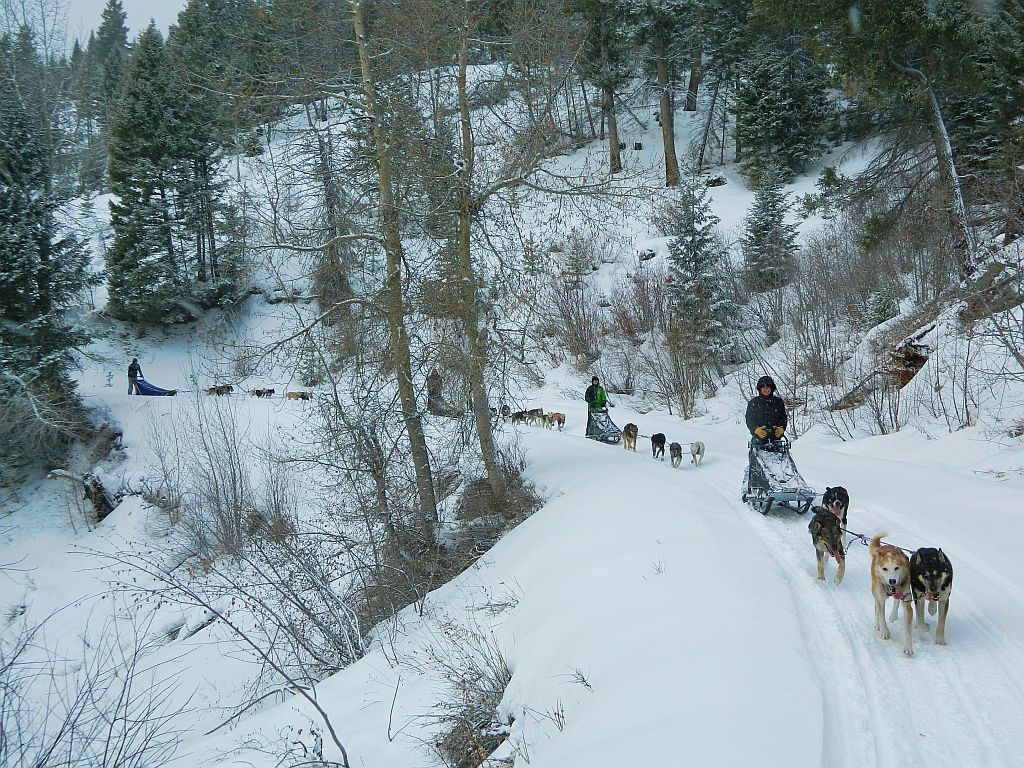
(4, 56, 1024, 768)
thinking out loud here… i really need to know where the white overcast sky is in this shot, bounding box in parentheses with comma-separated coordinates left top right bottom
(63, 0, 187, 43)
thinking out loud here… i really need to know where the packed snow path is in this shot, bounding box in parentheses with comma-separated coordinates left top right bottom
(519, 414, 1024, 768)
(185, 412, 1024, 767)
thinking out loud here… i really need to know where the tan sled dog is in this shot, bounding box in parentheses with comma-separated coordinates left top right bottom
(622, 423, 638, 452)
(869, 534, 914, 656)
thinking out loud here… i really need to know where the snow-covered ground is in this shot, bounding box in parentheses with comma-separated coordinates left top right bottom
(3, 79, 1024, 768)
(180, 397, 1024, 767)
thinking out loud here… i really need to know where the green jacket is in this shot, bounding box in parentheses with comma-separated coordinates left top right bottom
(585, 384, 607, 411)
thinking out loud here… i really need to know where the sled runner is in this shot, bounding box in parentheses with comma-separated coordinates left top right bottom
(135, 379, 178, 396)
(585, 408, 621, 444)
(741, 437, 815, 515)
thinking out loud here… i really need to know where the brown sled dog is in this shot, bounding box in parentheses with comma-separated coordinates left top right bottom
(622, 423, 638, 452)
(808, 507, 845, 584)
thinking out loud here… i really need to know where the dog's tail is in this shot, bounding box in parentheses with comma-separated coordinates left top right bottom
(869, 533, 887, 557)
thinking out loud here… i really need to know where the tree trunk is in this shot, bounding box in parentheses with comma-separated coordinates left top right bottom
(697, 80, 720, 170)
(456, 18, 506, 501)
(605, 84, 622, 174)
(924, 86, 977, 278)
(351, 0, 439, 543)
(685, 9, 703, 111)
(653, 32, 679, 187)
(580, 75, 596, 138)
(887, 61, 977, 278)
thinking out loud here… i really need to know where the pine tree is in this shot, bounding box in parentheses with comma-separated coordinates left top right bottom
(106, 24, 184, 320)
(0, 31, 91, 467)
(627, 0, 692, 186)
(166, 0, 248, 283)
(69, 36, 105, 189)
(741, 167, 798, 293)
(574, 0, 632, 173)
(92, 0, 129, 126)
(734, 31, 834, 182)
(664, 180, 739, 368)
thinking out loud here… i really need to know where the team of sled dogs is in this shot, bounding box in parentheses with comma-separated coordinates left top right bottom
(203, 385, 314, 400)
(508, 407, 566, 430)
(809, 485, 953, 656)
(622, 423, 705, 468)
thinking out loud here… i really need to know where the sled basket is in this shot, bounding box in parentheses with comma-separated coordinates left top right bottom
(586, 409, 621, 444)
(135, 379, 177, 396)
(742, 437, 815, 514)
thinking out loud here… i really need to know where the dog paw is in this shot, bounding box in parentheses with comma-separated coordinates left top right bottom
(936, 637, 947, 646)
(880, 628, 891, 641)
(903, 647, 914, 657)
(833, 576, 844, 585)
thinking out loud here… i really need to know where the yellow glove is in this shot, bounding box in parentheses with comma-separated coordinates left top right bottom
(773, 426, 785, 438)
(754, 426, 768, 439)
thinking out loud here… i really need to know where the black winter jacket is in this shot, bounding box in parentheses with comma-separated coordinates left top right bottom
(745, 393, 787, 434)
(128, 361, 143, 379)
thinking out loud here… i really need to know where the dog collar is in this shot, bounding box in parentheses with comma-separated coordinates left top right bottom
(885, 585, 907, 601)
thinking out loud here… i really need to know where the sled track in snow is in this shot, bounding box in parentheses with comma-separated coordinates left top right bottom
(693, 456, 1024, 768)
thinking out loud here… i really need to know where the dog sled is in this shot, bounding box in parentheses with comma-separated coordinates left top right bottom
(585, 408, 621, 444)
(741, 437, 815, 515)
(134, 379, 177, 396)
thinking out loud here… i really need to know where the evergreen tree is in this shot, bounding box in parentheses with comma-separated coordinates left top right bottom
(106, 24, 184, 320)
(574, 0, 632, 173)
(759, 0, 990, 277)
(69, 36, 105, 189)
(627, 0, 691, 186)
(166, 0, 250, 283)
(734, 30, 834, 182)
(92, 0, 129, 125)
(664, 180, 739, 367)
(741, 167, 798, 293)
(0, 31, 91, 467)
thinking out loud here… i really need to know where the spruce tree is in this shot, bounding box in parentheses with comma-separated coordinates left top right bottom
(734, 31, 833, 182)
(106, 24, 183, 321)
(574, 0, 632, 173)
(167, 2, 229, 284)
(741, 167, 798, 293)
(664, 180, 739, 368)
(0, 31, 91, 467)
(92, 0, 130, 127)
(69, 37, 105, 189)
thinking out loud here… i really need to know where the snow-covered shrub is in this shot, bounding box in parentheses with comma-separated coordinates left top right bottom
(427, 620, 514, 768)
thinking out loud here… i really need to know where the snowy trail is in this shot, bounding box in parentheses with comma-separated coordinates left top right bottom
(528, 410, 1024, 768)
(670, 426, 1024, 767)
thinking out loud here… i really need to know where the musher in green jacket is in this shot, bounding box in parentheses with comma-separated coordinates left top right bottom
(585, 376, 607, 411)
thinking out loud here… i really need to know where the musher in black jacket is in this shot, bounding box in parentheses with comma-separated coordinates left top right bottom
(745, 375, 787, 445)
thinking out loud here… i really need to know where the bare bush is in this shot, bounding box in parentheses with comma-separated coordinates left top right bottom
(423, 620, 514, 768)
(0, 614, 184, 768)
(607, 267, 670, 342)
(542, 276, 604, 363)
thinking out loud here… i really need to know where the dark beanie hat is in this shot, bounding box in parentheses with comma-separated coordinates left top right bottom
(756, 375, 776, 394)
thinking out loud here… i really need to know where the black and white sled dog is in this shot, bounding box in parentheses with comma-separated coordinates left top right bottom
(910, 548, 953, 645)
(808, 507, 845, 584)
(822, 485, 850, 546)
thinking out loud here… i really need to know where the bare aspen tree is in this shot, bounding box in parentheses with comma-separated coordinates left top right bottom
(351, 0, 440, 538)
